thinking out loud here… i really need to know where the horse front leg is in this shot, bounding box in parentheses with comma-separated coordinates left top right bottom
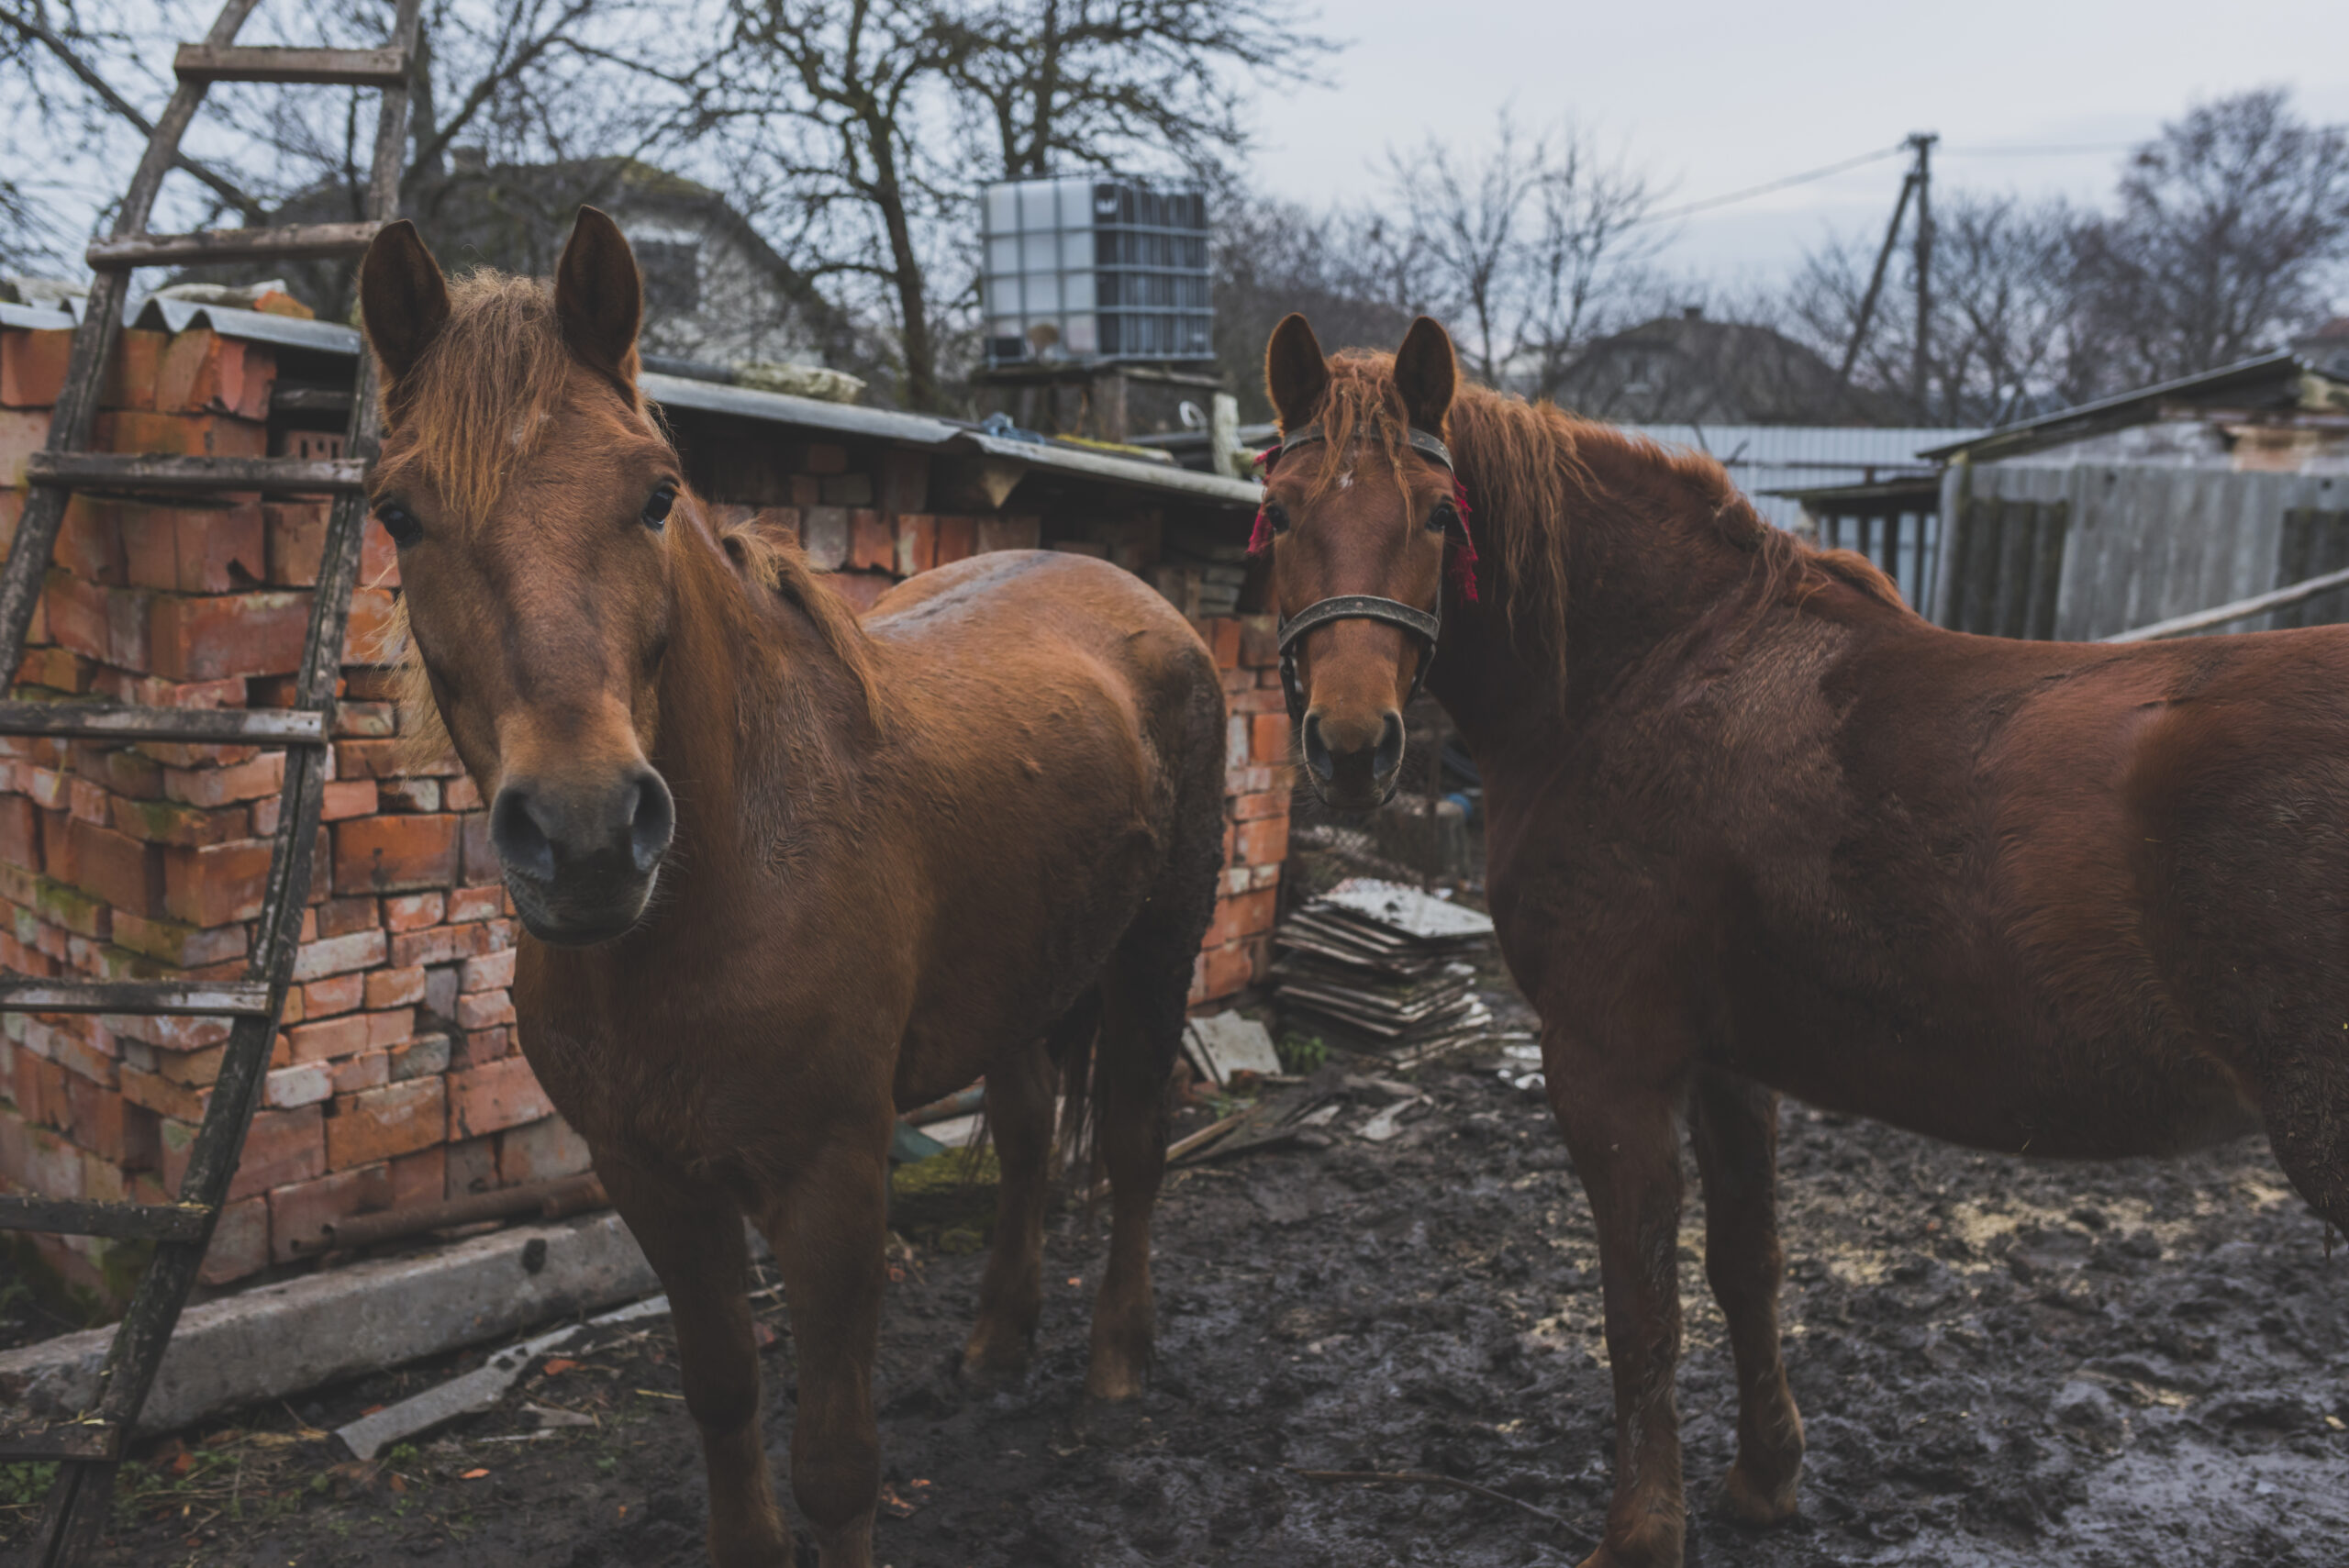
(1550, 1032, 1691, 1568)
(1688, 1066, 1803, 1527)
(598, 1155, 790, 1568)
(761, 1126, 890, 1568)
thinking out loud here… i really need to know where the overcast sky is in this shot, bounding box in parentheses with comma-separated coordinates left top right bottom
(1245, 0, 2349, 291)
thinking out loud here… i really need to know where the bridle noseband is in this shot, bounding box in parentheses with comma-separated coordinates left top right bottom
(1261, 420, 1460, 727)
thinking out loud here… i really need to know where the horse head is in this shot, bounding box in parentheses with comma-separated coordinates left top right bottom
(359, 208, 679, 945)
(1258, 313, 1471, 812)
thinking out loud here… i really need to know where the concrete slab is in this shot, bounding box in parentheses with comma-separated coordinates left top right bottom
(0, 1210, 657, 1434)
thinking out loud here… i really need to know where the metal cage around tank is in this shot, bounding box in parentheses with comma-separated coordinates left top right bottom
(980, 175, 1211, 369)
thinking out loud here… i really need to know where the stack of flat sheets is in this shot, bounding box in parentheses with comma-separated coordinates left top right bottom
(1274, 878, 1496, 1065)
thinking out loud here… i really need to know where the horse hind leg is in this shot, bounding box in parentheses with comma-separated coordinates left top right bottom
(963, 996, 1096, 1385)
(1688, 1067, 1805, 1529)
(2254, 1036, 2349, 1240)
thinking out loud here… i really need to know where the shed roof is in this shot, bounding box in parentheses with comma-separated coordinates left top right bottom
(1920, 352, 2349, 464)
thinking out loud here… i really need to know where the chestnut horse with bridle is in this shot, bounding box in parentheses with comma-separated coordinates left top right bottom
(355, 209, 1226, 1568)
(1255, 313, 2349, 1568)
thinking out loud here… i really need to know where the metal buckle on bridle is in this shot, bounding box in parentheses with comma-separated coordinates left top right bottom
(1264, 421, 1457, 727)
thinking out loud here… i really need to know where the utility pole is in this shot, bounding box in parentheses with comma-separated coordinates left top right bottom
(1909, 130, 1937, 419)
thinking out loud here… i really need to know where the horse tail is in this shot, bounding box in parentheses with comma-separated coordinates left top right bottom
(1049, 984, 1105, 1191)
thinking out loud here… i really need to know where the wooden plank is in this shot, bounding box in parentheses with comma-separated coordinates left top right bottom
(0, 702, 325, 744)
(0, 978, 273, 1016)
(2025, 500, 2069, 641)
(173, 44, 408, 86)
(28, 451, 367, 495)
(87, 219, 382, 269)
(2102, 562, 2349, 642)
(0, 1195, 213, 1241)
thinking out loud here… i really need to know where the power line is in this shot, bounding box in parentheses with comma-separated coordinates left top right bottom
(1939, 142, 2135, 158)
(1632, 143, 1909, 228)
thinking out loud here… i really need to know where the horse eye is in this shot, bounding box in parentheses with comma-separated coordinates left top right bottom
(1427, 502, 1457, 535)
(373, 503, 421, 549)
(1264, 502, 1292, 536)
(642, 484, 677, 529)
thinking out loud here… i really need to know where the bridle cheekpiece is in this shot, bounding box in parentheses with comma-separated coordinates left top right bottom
(1250, 419, 1477, 727)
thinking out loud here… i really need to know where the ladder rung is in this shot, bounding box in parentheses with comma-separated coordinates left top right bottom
(28, 451, 367, 495)
(0, 1195, 213, 1242)
(174, 43, 409, 86)
(0, 978, 273, 1016)
(0, 701, 326, 744)
(0, 1419, 125, 1462)
(87, 219, 383, 269)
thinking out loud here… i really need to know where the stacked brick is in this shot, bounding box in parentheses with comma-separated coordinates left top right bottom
(0, 313, 1283, 1304)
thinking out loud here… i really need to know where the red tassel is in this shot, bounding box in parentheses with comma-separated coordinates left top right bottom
(1447, 479, 1480, 604)
(1248, 506, 1275, 556)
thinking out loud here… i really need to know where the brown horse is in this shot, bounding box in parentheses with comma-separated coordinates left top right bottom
(1255, 312, 2349, 1568)
(354, 208, 1226, 1568)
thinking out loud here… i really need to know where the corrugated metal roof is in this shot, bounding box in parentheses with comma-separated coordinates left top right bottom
(1916, 351, 2322, 463)
(1622, 424, 1975, 531)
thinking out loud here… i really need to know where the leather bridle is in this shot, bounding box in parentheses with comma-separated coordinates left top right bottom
(1260, 420, 1458, 727)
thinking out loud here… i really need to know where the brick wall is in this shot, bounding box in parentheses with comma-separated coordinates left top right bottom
(0, 313, 1285, 1300)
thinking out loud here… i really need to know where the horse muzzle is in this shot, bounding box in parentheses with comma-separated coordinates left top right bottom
(1301, 706, 1406, 813)
(489, 766, 675, 945)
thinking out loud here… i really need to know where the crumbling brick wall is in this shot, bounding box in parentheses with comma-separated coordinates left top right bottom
(0, 313, 1284, 1300)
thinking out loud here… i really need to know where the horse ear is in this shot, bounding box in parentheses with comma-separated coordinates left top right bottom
(1394, 317, 1457, 433)
(358, 219, 451, 387)
(1265, 313, 1330, 432)
(554, 206, 642, 384)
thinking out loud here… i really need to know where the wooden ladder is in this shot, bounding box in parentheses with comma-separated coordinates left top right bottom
(0, 2, 419, 1560)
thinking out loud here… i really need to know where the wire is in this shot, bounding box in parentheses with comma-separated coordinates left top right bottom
(1940, 142, 2135, 157)
(1631, 143, 1909, 228)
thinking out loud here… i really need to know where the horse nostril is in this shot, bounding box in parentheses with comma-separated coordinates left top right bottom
(627, 770, 675, 873)
(1300, 712, 1336, 783)
(489, 784, 558, 884)
(1372, 711, 1406, 782)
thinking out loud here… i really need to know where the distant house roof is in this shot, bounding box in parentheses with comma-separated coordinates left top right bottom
(1920, 351, 2349, 464)
(1552, 310, 1900, 427)
(1623, 424, 1976, 532)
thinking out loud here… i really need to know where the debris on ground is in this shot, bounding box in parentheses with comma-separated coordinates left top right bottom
(1275, 878, 1497, 1063)
(1182, 1011, 1283, 1089)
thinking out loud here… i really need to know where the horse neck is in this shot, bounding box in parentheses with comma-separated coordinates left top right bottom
(1431, 442, 1776, 756)
(643, 525, 878, 907)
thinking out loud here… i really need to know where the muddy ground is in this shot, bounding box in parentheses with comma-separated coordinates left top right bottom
(6, 964, 2346, 1568)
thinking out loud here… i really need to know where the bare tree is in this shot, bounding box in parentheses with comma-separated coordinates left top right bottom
(1211, 193, 1415, 420)
(2076, 86, 2349, 384)
(1376, 109, 1664, 397)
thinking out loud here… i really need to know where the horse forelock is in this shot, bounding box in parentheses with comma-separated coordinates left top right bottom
(374, 271, 645, 532)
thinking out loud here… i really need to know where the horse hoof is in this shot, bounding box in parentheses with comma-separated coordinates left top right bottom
(1069, 1396, 1151, 1449)
(957, 1339, 1033, 1395)
(1719, 1459, 1802, 1528)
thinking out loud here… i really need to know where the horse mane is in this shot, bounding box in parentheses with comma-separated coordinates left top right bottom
(1308, 352, 1912, 682)
(718, 521, 886, 733)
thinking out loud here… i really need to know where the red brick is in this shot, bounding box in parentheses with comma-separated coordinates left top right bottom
(223, 1104, 325, 1202)
(121, 1066, 206, 1123)
(1239, 614, 1280, 667)
(1250, 712, 1291, 763)
(319, 778, 376, 820)
(1228, 888, 1277, 938)
(0, 793, 38, 871)
(0, 326, 72, 407)
(262, 500, 328, 586)
(328, 1051, 389, 1096)
(334, 813, 458, 894)
(826, 572, 892, 613)
(933, 515, 975, 566)
(1199, 942, 1253, 1001)
(344, 587, 397, 663)
(326, 1077, 444, 1170)
(292, 927, 385, 980)
(161, 838, 274, 927)
(454, 1027, 511, 1068)
(53, 496, 124, 584)
(1236, 816, 1288, 866)
(268, 1162, 391, 1262)
(63, 1072, 125, 1162)
(800, 506, 849, 570)
(1, 407, 52, 487)
(365, 964, 428, 1009)
(109, 794, 245, 848)
(500, 1115, 594, 1185)
(382, 891, 444, 931)
(975, 515, 1041, 553)
(445, 775, 483, 812)
(460, 810, 499, 885)
(848, 508, 892, 572)
(460, 948, 516, 992)
(155, 328, 273, 419)
(389, 1144, 445, 1208)
(1197, 617, 1242, 670)
(98, 329, 163, 410)
(149, 591, 310, 682)
(303, 972, 364, 1018)
(286, 1013, 369, 1064)
(455, 989, 516, 1030)
(263, 1062, 333, 1109)
(445, 1134, 499, 1198)
(199, 1194, 270, 1285)
(94, 408, 266, 460)
(448, 1054, 553, 1140)
(162, 751, 284, 806)
(1231, 790, 1287, 822)
(892, 513, 935, 576)
(116, 499, 266, 594)
(366, 1008, 413, 1050)
(317, 895, 377, 938)
(379, 778, 439, 813)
